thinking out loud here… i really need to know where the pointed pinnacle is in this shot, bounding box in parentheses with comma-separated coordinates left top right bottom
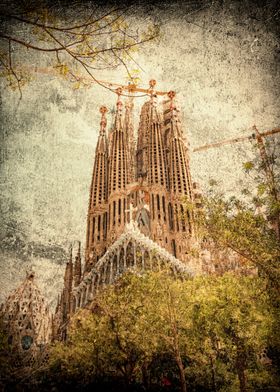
(99, 106, 108, 133)
(149, 79, 156, 89)
(115, 88, 123, 112)
(168, 91, 176, 111)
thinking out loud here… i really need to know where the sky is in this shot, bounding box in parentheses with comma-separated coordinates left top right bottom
(0, 0, 279, 306)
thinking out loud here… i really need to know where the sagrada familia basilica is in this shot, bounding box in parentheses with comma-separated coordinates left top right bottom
(0, 81, 251, 367)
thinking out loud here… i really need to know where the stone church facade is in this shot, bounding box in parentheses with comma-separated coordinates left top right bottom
(85, 87, 197, 268)
(53, 83, 205, 338)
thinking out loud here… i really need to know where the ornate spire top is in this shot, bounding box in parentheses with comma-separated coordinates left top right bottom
(116, 87, 123, 111)
(168, 90, 180, 122)
(113, 87, 123, 131)
(168, 90, 176, 109)
(99, 106, 108, 134)
(149, 79, 156, 91)
(149, 80, 157, 106)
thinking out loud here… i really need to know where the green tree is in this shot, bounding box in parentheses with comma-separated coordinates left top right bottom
(46, 271, 273, 392)
(194, 135, 280, 383)
(189, 274, 273, 392)
(198, 135, 280, 288)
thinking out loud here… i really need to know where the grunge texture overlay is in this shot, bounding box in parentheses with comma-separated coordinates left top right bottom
(0, 0, 279, 307)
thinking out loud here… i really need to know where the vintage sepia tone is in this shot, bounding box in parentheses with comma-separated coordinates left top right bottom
(0, 0, 279, 391)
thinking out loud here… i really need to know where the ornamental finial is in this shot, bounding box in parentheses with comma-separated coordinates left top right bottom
(115, 88, 123, 111)
(99, 106, 108, 133)
(168, 90, 176, 100)
(149, 79, 156, 89)
(149, 80, 157, 105)
(168, 90, 176, 110)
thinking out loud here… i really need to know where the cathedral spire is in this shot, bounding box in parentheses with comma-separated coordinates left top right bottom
(148, 79, 160, 124)
(165, 90, 193, 200)
(114, 87, 123, 131)
(124, 97, 135, 182)
(107, 89, 131, 244)
(168, 90, 183, 138)
(85, 107, 109, 266)
(162, 90, 195, 259)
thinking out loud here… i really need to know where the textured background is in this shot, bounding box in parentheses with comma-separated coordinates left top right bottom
(0, 0, 279, 309)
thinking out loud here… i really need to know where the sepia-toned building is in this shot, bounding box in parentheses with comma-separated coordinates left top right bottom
(52, 82, 206, 339)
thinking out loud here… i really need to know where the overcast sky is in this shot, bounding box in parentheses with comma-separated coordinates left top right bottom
(0, 0, 279, 304)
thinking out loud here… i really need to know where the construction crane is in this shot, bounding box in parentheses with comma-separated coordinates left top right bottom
(193, 126, 280, 240)
(193, 127, 280, 153)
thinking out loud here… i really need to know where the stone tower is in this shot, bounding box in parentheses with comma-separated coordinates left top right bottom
(85, 106, 109, 269)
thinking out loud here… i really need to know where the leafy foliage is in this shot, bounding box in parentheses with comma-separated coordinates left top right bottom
(41, 271, 276, 392)
(193, 135, 280, 389)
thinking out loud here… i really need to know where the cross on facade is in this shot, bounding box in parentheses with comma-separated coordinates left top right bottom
(125, 202, 137, 223)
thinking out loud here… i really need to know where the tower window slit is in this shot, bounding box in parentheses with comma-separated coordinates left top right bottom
(118, 199, 121, 223)
(97, 215, 101, 240)
(157, 194, 160, 212)
(103, 212, 107, 240)
(175, 204, 179, 231)
(187, 211, 192, 234)
(180, 205, 186, 232)
(113, 201, 116, 226)
(162, 196, 166, 221)
(92, 217, 95, 242)
(168, 203, 174, 230)
(171, 239, 176, 257)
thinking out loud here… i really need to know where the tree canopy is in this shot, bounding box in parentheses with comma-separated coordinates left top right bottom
(42, 271, 275, 392)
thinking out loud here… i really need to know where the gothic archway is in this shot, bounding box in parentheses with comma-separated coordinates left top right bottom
(135, 245, 143, 270)
(119, 247, 125, 274)
(112, 254, 118, 281)
(126, 241, 134, 269)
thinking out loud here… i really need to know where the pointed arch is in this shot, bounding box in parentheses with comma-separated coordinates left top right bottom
(119, 247, 125, 274)
(126, 241, 134, 269)
(135, 245, 142, 270)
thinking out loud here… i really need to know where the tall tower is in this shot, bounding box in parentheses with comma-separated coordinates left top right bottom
(134, 83, 195, 261)
(107, 90, 131, 244)
(85, 106, 109, 269)
(136, 81, 169, 248)
(162, 91, 195, 261)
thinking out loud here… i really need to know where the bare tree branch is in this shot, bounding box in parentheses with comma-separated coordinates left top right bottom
(0, 5, 159, 97)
